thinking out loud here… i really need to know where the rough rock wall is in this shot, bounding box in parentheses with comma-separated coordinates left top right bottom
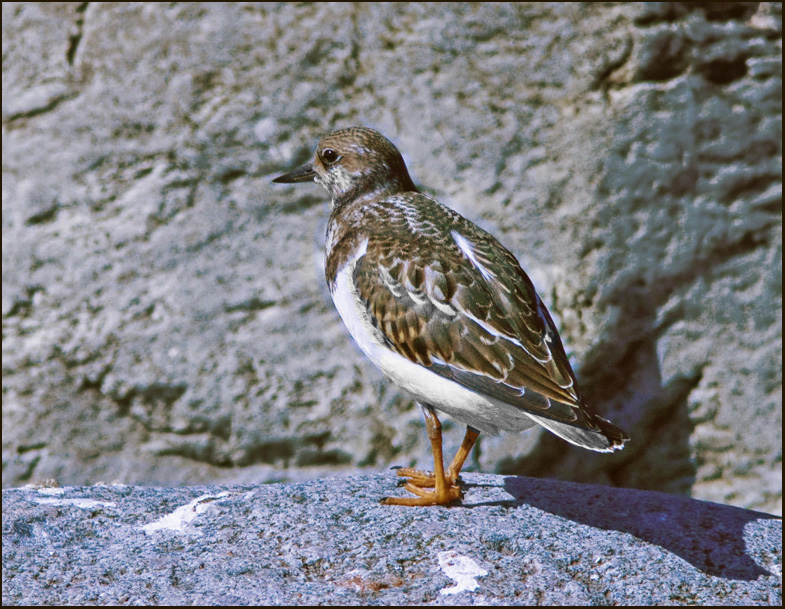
(2, 3, 781, 515)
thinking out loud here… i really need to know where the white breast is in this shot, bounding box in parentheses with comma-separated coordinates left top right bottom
(329, 241, 536, 436)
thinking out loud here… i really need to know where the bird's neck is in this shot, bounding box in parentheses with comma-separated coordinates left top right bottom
(330, 174, 418, 211)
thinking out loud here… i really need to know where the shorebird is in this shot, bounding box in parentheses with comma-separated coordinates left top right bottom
(273, 127, 628, 506)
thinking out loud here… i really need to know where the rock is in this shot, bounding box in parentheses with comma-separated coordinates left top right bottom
(1, 3, 781, 515)
(2, 475, 781, 605)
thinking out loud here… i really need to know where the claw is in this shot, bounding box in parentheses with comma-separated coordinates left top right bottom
(395, 467, 437, 487)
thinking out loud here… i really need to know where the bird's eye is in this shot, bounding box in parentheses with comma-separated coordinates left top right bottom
(321, 148, 339, 164)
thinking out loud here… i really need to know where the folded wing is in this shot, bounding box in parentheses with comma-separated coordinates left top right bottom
(352, 219, 627, 452)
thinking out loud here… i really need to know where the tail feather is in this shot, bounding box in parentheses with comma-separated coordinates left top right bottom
(523, 411, 628, 453)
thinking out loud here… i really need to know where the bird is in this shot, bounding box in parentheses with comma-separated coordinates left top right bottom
(273, 127, 628, 506)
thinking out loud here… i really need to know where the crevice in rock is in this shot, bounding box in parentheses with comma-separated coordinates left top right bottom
(66, 3, 90, 66)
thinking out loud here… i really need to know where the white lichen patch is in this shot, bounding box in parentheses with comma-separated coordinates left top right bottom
(438, 550, 488, 595)
(141, 492, 229, 535)
(32, 497, 116, 509)
(33, 487, 66, 495)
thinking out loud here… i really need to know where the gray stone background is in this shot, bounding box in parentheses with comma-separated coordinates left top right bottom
(2, 3, 782, 516)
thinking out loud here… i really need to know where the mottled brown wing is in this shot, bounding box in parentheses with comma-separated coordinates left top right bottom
(351, 229, 601, 431)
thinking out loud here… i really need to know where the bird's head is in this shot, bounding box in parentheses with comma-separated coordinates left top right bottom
(273, 127, 417, 206)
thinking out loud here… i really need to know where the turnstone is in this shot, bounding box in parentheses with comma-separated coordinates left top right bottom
(273, 127, 628, 506)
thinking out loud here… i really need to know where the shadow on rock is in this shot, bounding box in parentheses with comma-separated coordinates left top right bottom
(466, 476, 779, 581)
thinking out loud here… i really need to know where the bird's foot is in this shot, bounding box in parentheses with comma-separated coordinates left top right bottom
(392, 467, 459, 488)
(380, 481, 462, 506)
(381, 468, 462, 506)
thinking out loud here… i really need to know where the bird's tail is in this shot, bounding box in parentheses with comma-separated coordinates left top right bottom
(523, 409, 629, 453)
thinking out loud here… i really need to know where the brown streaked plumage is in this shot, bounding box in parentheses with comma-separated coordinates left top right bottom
(273, 127, 628, 506)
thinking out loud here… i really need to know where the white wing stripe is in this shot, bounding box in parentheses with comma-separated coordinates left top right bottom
(451, 230, 495, 282)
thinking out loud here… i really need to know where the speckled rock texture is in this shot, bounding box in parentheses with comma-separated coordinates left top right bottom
(2, 3, 782, 515)
(2, 475, 782, 605)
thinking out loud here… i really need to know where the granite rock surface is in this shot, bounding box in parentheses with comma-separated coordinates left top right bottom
(2, 475, 782, 605)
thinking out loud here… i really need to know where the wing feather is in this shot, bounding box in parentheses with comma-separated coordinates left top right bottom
(345, 198, 627, 449)
(353, 241, 581, 411)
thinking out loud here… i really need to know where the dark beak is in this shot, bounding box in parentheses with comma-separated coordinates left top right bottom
(272, 163, 317, 184)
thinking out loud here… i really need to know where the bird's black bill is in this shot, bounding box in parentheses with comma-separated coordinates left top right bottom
(272, 164, 317, 184)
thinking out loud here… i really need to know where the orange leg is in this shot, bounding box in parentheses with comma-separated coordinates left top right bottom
(395, 424, 481, 488)
(381, 406, 480, 506)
